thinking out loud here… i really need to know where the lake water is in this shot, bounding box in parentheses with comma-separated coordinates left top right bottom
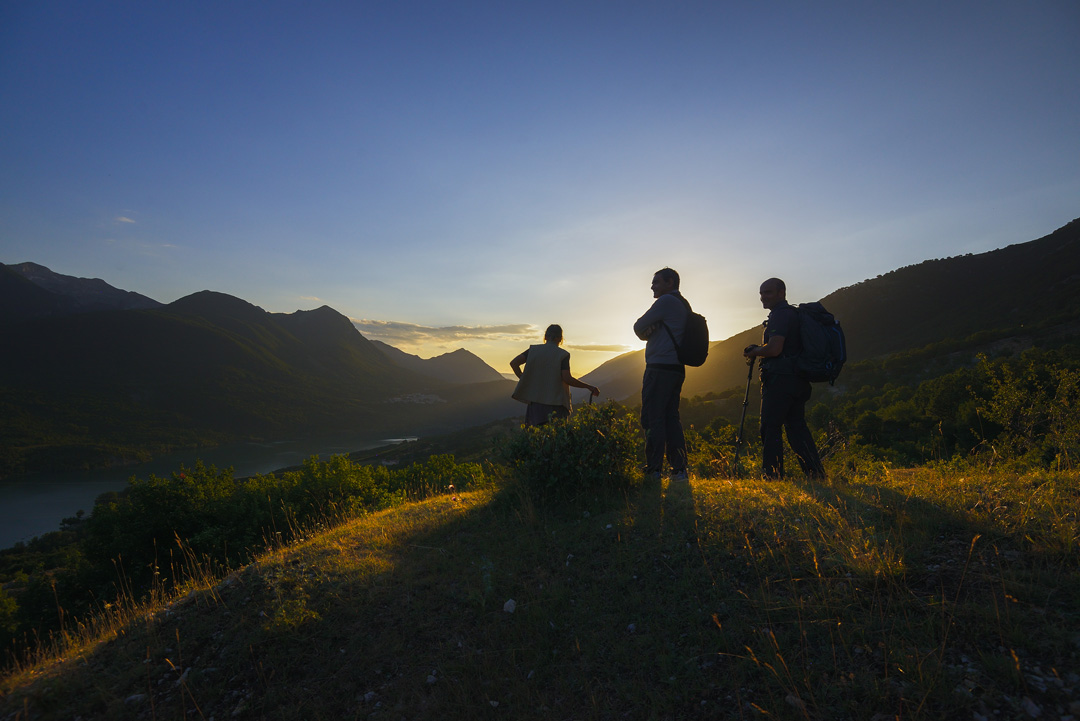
(0, 434, 415, 549)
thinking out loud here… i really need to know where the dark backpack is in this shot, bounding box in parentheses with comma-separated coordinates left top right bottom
(794, 301, 846, 384)
(663, 296, 710, 367)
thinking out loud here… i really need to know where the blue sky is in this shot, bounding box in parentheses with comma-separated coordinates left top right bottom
(2, 1, 1077, 374)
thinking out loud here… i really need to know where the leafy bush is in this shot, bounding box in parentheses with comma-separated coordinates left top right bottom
(796, 345, 1080, 469)
(0, 587, 17, 650)
(684, 415, 762, 479)
(496, 402, 642, 504)
(396, 453, 492, 500)
(977, 353, 1080, 469)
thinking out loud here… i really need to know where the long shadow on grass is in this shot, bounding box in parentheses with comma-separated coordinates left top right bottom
(5, 481, 734, 720)
(786, 474, 1022, 600)
(634, 471, 663, 537)
(791, 475, 996, 546)
(629, 473, 700, 556)
(661, 478, 698, 548)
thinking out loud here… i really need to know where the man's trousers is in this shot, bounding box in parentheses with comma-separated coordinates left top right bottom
(641, 365, 687, 474)
(760, 372, 825, 479)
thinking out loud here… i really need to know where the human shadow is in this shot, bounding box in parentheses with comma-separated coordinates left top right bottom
(785, 471, 1023, 599)
(661, 477, 699, 548)
(628, 473, 699, 549)
(789, 473, 995, 543)
(633, 471, 664, 538)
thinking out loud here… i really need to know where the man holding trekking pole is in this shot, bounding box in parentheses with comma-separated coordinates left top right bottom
(743, 278, 826, 480)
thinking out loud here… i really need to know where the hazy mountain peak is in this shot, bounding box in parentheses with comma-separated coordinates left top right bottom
(285, 305, 349, 325)
(372, 340, 504, 385)
(276, 305, 366, 344)
(168, 290, 267, 319)
(4, 261, 161, 315)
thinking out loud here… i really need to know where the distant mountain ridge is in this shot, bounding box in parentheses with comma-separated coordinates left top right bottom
(0, 282, 517, 477)
(1, 263, 506, 383)
(371, 340, 505, 385)
(1, 262, 162, 321)
(583, 218, 1080, 401)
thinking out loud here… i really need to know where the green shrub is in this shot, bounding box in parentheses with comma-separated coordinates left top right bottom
(496, 402, 642, 504)
(977, 354, 1080, 469)
(685, 416, 762, 478)
(0, 586, 17, 649)
(396, 453, 492, 500)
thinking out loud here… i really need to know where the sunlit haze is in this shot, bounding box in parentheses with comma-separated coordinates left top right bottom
(2, 2, 1077, 374)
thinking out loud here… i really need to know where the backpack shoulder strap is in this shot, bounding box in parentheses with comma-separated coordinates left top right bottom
(660, 294, 691, 349)
(662, 320, 680, 350)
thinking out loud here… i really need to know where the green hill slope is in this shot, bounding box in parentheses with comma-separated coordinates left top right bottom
(820, 217, 1080, 359)
(3, 469, 1078, 720)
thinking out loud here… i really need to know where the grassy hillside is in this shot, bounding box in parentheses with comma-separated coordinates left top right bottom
(3, 466, 1078, 720)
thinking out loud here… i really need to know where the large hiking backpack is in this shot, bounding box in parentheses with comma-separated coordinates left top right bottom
(794, 302, 846, 384)
(663, 296, 710, 367)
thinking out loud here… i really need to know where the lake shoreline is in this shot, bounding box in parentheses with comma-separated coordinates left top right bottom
(0, 434, 419, 550)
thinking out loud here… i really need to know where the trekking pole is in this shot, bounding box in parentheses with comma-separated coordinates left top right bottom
(732, 354, 755, 477)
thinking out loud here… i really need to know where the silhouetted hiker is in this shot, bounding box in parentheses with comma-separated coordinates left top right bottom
(633, 267, 689, 482)
(511, 324, 599, 426)
(743, 278, 826, 480)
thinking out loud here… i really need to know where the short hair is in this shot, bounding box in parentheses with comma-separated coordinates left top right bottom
(762, 277, 786, 294)
(544, 324, 564, 343)
(654, 267, 680, 289)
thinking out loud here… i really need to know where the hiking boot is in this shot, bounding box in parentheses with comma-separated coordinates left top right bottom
(670, 469, 689, 483)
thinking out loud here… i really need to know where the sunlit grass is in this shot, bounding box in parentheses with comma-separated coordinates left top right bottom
(3, 467, 1078, 719)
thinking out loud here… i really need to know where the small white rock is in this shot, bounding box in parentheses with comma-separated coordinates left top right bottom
(504, 599, 517, 613)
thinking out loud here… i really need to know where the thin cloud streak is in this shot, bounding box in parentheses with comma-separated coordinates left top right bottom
(566, 344, 633, 353)
(352, 319, 537, 345)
